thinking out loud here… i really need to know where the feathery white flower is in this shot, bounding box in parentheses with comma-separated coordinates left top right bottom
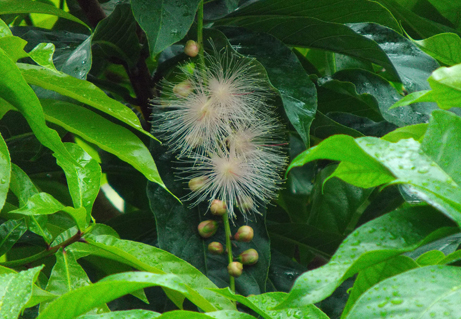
(153, 46, 287, 219)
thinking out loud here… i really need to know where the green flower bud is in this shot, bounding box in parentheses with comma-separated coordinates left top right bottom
(227, 261, 243, 277)
(210, 199, 227, 216)
(184, 40, 200, 57)
(173, 80, 193, 98)
(208, 242, 224, 254)
(239, 248, 259, 265)
(234, 225, 254, 242)
(189, 176, 208, 192)
(198, 220, 218, 238)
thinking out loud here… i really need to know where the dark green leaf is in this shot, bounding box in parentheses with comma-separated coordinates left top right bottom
(131, 0, 201, 55)
(310, 111, 364, 139)
(93, 4, 140, 68)
(216, 17, 400, 81)
(221, 27, 317, 147)
(274, 206, 456, 309)
(344, 265, 461, 318)
(426, 0, 461, 29)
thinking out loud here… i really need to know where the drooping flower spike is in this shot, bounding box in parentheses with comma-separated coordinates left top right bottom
(153, 44, 287, 219)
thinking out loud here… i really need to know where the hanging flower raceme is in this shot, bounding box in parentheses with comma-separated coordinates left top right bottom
(153, 46, 287, 219)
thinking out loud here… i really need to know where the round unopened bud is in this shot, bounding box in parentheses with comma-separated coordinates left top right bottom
(189, 176, 207, 192)
(173, 80, 193, 98)
(227, 261, 243, 277)
(238, 196, 254, 212)
(184, 40, 200, 57)
(234, 225, 254, 242)
(239, 248, 259, 265)
(198, 220, 218, 238)
(210, 199, 227, 216)
(208, 242, 224, 254)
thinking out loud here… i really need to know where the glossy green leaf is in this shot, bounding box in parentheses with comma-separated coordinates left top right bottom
(0, 19, 11, 37)
(416, 250, 445, 266)
(274, 206, 456, 309)
(310, 111, 364, 139)
(421, 110, 461, 185)
(41, 248, 109, 313)
(216, 17, 400, 81)
(77, 310, 161, 319)
(382, 123, 428, 143)
(341, 255, 418, 318)
(413, 33, 461, 66)
(222, 27, 317, 147)
(54, 142, 101, 218)
(41, 99, 166, 191)
(0, 219, 27, 257)
(26, 284, 59, 308)
(428, 63, 461, 109)
(222, 0, 400, 32)
(0, 133, 10, 211)
(0, 36, 28, 61)
(93, 3, 140, 68)
(288, 135, 395, 188)
(289, 133, 461, 225)
(17, 63, 155, 139)
(37, 272, 189, 319)
(9, 192, 88, 230)
(0, 49, 74, 163)
(345, 265, 461, 318)
(0, 266, 43, 318)
(157, 311, 254, 319)
(213, 288, 328, 319)
(69, 235, 235, 311)
(0, 0, 89, 29)
(29, 43, 58, 71)
(389, 90, 434, 109)
(131, 0, 201, 55)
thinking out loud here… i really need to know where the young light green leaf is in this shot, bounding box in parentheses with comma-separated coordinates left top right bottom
(0, 133, 10, 211)
(17, 63, 155, 140)
(382, 123, 428, 142)
(341, 255, 418, 318)
(389, 90, 433, 109)
(41, 99, 167, 192)
(212, 288, 328, 319)
(0, 266, 43, 318)
(0, 36, 28, 61)
(29, 43, 58, 71)
(69, 235, 235, 311)
(157, 311, 254, 319)
(37, 272, 189, 319)
(53, 143, 101, 218)
(345, 265, 461, 318)
(76, 310, 161, 319)
(9, 192, 88, 230)
(416, 250, 445, 266)
(274, 206, 456, 309)
(413, 33, 461, 66)
(0, 0, 89, 29)
(428, 63, 461, 109)
(41, 248, 109, 313)
(0, 19, 11, 37)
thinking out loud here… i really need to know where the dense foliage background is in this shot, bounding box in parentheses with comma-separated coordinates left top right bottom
(1, 0, 461, 318)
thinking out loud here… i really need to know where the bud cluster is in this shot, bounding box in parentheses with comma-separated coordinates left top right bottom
(153, 43, 287, 219)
